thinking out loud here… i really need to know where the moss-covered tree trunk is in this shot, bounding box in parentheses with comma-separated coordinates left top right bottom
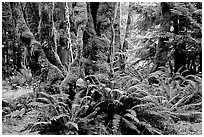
(152, 2, 171, 72)
(37, 2, 67, 75)
(12, 2, 64, 93)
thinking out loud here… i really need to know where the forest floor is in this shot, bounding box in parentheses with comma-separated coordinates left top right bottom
(1, 85, 202, 135)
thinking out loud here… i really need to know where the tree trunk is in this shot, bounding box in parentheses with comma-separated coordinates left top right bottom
(174, 15, 187, 73)
(37, 2, 67, 75)
(119, 2, 131, 71)
(12, 2, 64, 87)
(152, 2, 171, 72)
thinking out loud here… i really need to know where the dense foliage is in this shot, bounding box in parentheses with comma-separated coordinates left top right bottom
(2, 2, 202, 135)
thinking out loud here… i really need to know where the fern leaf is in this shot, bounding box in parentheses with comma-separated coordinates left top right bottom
(185, 74, 202, 84)
(110, 89, 125, 100)
(123, 78, 141, 90)
(66, 122, 79, 131)
(126, 109, 137, 117)
(81, 96, 92, 104)
(36, 98, 51, 104)
(51, 114, 69, 125)
(174, 102, 202, 112)
(112, 114, 121, 135)
(132, 103, 155, 112)
(85, 75, 101, 85)
(168, 93, 182, 105)
(30, 121, 51, 133)
(140, 121, 162, 135)
(174, 75, 186, 82)
(37, 92, 56, 104)
(181, 69, 190, 76)
(124, 113, 140, 124)
(127, 85, 142, 94)
(121, 117, 140, 134)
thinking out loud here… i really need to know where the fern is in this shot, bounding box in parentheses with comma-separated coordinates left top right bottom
(121, 117, 140, 134)
(110, 89, 125, 100)
(123, 78, 141, 90)
(173, 102, 202, 113)
(140, 121, 162, 135)
(36, 92, 56, 104)
(112, 114, 121, 135)
(66, 121, 79, 131)
(124, 113, 140, 124)
(132, 103, 156, 112)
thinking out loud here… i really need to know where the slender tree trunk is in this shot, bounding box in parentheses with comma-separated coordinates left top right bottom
(109, 2, 119, 76)
(174, 15, 186, 73)
(119, 2, 130, 71)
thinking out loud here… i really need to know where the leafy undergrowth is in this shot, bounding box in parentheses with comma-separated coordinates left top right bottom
(2, 68, 202, 135)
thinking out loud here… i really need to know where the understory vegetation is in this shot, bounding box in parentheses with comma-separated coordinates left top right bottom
(2, 2, 202, 135)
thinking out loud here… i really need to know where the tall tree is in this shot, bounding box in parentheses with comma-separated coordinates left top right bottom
(152, 2, 171, 71)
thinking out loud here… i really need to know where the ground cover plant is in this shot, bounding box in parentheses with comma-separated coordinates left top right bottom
(2, 2, 202, 135)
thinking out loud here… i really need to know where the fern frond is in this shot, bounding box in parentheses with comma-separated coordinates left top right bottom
(117, 75, 133, 88)
(80, 96, 92, 106)
(112, 114, 121, 135)
(140, 121, 162, 135)
(123, 78, 141, 90)
(110, 89, 125, 100)
(51, 114, 69, 125)
(124, 113, 140, 124)
(127, 85, 142, 94)
(171, 90, 201, 110)
(36, 98, 52, 104)
(177, 111, 202, 122)
(57, 97, 72, 108)
(127, 83, 150, 94)
(126, 109, 137, 117)
(174, 75, 185, 82)
(121, 117, 140, 134)
(181, 69, 190, 76)
(37, 92, 56, 104)
(132, 102, 155, 112)
(164, 111, 202, 123)
(85, 75, 101, 85)
(185, 74, 202, 84)
(56, 105, 69, 114)
(168, 93, 182, 105)
(66, 122, 79, 131)
(174, 102, 202, 113)
(30, 121, 51, 133)
(128, 91, 148, 98)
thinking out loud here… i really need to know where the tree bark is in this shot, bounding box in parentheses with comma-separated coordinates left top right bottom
(37, 2, 67, 75)
(152, 2, 171, 72)
(174, 15, 187, 73)
(12, 2, 64, 87)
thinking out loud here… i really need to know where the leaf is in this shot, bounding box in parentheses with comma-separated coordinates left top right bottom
(123, 78, 141, 90)
(110, 89, 125, 100)
(121, 117, 140, 134)
(112, 114, 121, 134)
(51, 114, 70, 125)
(140, 121, 162, 135)
(66, 122, 78, 131)
(37, 92, 56, 104)
(126, 109, 137, 117)
(30, 122, 51, 133)
(132, 103, 155, 112)
(124, 113, 140, 124)
(36, 98, 51, 104)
